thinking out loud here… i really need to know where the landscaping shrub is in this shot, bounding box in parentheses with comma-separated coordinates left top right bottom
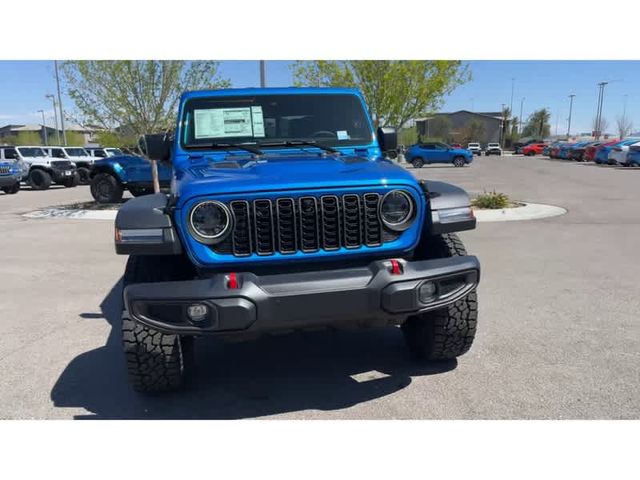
(472, 191, 511, 209)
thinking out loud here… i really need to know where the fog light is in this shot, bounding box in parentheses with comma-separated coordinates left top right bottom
(418, 281, 437, 304)
(187, 303, 208, 322)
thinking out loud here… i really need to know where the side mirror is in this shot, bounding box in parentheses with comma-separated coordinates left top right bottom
(377, 127, 398, 154)
(139, 133, 173, 163)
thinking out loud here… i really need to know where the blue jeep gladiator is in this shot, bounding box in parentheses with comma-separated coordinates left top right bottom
(0, 159, 24, 194)
(405, 142, 473, 168)
(115, 87, 480, 392)
(90, 154, 172, 203)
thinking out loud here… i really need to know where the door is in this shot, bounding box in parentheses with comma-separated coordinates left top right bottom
(431, 143, 450, 163)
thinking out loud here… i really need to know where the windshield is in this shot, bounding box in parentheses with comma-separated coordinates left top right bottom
(65, 148, 89, 157)
(17, 147, 47, 157)
(488, 143, 500, 147)
(181, 93, 373, 149)
(468, 143, 480, 147)
(105, 148, 123, 156)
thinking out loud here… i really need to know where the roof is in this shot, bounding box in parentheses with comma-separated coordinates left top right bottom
(181, 87, 362, 100)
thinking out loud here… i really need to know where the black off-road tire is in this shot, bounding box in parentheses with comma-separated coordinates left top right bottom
(122, 255, 194, 393)
(91, 172, 124, 203)
(453, 156, 466, 167)
(28, 169, 52, 190)
(2, 182, 20, 194)
(411, 157, 425, 168)
(61, 173, 79, 188)
(402, 233, 478, 360)
(76, 167, 91, 185)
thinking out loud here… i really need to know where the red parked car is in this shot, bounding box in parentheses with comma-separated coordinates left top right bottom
(585, 139, 619, 162)
(521, 143, 547, 156)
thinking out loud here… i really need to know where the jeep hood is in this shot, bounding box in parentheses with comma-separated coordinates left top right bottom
(174, 154, 419, 206)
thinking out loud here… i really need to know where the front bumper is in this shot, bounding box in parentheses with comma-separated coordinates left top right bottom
(0, 174, 21, 187)
(123, 256, 480, 335)
(51, 167, 76, 183)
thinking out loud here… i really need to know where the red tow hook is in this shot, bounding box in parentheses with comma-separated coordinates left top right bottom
(227, 272, 239, 289)
(389, 259, 403, 275)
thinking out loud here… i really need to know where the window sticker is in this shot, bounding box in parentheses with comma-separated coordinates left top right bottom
(194, 107, 256, 139)
(251, 106, 265, 138)
(337, 130, 350, 140)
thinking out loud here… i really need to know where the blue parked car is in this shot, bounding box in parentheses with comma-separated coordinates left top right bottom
(89, 154, 172, 203)
(594, 138, 637, 164)
(112, 87, 481, 392)
(405, 141, 473, 168)
(557, 143, 576, 160)
(626, 145, 640, 167)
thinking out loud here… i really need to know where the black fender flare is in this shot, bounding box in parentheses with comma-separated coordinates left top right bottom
(418, 180, 476, 235)
(114, 193, 182, 255)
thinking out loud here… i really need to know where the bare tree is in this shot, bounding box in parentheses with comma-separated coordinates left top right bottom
(616, 114, 633, 138)
(593, 116, 609, 136)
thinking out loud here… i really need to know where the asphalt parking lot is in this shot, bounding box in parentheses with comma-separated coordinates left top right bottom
(0, 155, 638, 419)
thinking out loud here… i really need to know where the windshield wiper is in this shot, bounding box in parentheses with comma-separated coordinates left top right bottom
(258, 140, 339, 154)
(187, 142, 264, 156)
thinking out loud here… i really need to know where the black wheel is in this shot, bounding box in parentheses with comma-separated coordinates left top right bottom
(401, 233, 478, 360)
(453, 156, 466, 167)
(2, 182, 20, 194)
(76, 167, 91, 185)
(61, 173, 79, 188)
(411, 158, 424, 168)
(28, 169, 52, 190)
(122, 255, 194, 393)
(90, 172, 123, 203)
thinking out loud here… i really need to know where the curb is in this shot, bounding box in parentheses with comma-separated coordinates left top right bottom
(473, 202, 566, 222)
(23, 201, 567, 223)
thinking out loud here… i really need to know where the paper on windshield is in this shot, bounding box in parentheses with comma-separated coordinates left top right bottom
(194, 107, 266, 139)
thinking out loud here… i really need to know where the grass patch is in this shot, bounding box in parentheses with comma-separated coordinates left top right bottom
(472, 191, 511, 209)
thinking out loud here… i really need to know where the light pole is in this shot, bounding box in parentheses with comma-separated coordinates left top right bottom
(595, 81, 608, 140)
(259, 60, 266, 87)
(500, 103, 507, 148)
(54, 60, 67, 146)
(519, 97, 525, 135)
(567, 94, 575, 138)
(37, 110, 48, 145)
(509, 77, 515, 117)
(45, 94, 60, 144)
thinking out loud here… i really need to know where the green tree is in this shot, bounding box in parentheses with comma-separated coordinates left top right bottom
(64, 131, 85, 146)
(61, 61, 230, 192)
(522, 108, 551, 138)
(61, 61, 230, 135)
(291, 60, 470, 129)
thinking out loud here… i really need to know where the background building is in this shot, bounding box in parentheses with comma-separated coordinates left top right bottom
(0, 123, 101, 145)
(415, 110, 508, 147)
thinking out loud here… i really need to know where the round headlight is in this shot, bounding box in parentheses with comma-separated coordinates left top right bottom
(380, 190, 415, 231)
(189, 200, 232, 243)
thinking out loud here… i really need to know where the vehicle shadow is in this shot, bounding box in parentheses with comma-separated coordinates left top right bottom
(50, 278, 456, 419)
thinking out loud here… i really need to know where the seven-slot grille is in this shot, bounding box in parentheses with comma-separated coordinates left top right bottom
(0, 166, 11, 175)
(212, 192, 395, 257)
(51, 160, 73, 169)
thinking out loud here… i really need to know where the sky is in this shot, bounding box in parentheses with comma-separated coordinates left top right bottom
(0, 60, 638, 136)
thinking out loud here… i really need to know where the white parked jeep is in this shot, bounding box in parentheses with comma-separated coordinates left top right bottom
(467, 143, 482, 155)
(44, 146, 94, 185)
(0, 145, 78, 190)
